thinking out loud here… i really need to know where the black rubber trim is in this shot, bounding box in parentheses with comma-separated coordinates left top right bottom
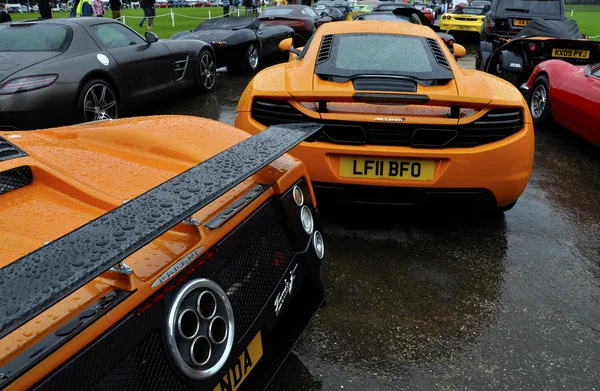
(0, 123, 322, 339)
(352, 92, 430, 104)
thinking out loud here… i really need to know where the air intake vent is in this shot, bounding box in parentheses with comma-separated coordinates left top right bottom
(0, 137, 26, 162)
(427, 38, 450, 69)
(452, 109, 523, 147)
(316, 35, 334, 64)
(0, 166, 33, 196)
(251, 99, 313, 126)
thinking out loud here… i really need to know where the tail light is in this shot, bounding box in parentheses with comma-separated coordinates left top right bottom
(528, 43, 538, 52)
(0, 74, 58, 95)
(482, 17, 485, 22)
(287, 20, 305, 27)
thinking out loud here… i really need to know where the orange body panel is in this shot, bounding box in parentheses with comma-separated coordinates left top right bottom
(235, 21, 534, 207)
(0, 115, 313, 390)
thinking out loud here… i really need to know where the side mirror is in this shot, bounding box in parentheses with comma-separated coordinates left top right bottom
(278, 37, 302, 56)
(320, 11, 328, 16)
(145, 31, 159, 43)
(453, 43, 466, 59)
(584, 64, 592, 77)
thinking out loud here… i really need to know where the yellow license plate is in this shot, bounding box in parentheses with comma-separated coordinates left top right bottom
(552, 48, 590, 59)
(213, 331, 263, 391)
(459, 26, 471, 30)
(514, 19, 529, 26)
(339, 157, 434, 181)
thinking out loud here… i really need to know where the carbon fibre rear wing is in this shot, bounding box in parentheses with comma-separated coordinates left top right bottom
(0, 123, 321, 339)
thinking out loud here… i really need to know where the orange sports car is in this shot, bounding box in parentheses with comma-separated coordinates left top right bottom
(0, 116, 325, 390)
(235, 21, 534, 211)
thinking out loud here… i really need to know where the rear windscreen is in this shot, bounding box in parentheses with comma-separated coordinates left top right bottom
(454, 7, 485, 14)
(315, 33, 454, 84)
(262, 8, 295, 16)
(502, 0, 562, 16)
(0, 24, 72, 52)
(357, 14, 410, 21)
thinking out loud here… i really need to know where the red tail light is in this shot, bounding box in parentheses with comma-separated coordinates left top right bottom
(287, 21, 305, 27)
(528, 43, 538, 52)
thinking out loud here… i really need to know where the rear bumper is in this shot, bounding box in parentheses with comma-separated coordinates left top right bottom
(439, 20, 482, 33)
(235, 115, 534, 209)
(27, 192, 324, 391)
(0, 82, 78, 130)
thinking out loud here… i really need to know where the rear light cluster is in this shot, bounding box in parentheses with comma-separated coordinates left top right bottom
(0, 74, 58, 95)
(442, 15, 451, 19)
(485, 13, 495, 29)
(528, 43, 538, 52)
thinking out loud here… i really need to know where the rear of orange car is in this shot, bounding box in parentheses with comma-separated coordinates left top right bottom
(0, 117, 325, 391)
(235, 21, 534, 210)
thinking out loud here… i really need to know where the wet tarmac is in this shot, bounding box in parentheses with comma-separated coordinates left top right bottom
(126, 52, 600, 390)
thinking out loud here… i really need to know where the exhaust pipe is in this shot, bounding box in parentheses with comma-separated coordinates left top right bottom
(177, 309, 200, 340)
(197, 290, 217, 319)
(208, 316, 228, 345)
(190, 335, 212, 366)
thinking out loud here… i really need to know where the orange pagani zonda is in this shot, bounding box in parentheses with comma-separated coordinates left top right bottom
(235, 21, 534, 211)
(0, 116, 325, 390)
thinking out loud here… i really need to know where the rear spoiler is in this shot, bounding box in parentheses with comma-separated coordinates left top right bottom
(0, 123, 321, 339)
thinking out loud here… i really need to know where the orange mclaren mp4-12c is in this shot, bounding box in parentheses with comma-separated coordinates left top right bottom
(235, 21, 534, 212)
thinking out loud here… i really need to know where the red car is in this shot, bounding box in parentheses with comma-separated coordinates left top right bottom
(412, 2, 433, 24)
(522, 60, 600, 147)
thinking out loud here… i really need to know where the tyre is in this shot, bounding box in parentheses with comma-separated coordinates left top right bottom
(245, 43, 260, 72)
(529, 74, 553, 128)
(195, 49, 217, 93)
(227, 43, 260, 73)
(77, 79, 118, 123)
(495, 54, 520, 86)
(475, 48, 482, 70)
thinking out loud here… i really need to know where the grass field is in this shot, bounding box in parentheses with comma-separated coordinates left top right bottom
(10, 4, 600, 39)
(566, 4, 600, 39)
(10, 6, 265, 38)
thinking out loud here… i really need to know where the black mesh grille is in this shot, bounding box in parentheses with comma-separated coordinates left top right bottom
(92, 331, 189, 391)
(214, 223, 293, 341)
(427, 38, 450, 69)
(0, 136, 26, 162)
(452, 109, 523, 147)
(316, 35, 333, 64)
(251, 99, 314, 126)
(0, 166, 33, 195)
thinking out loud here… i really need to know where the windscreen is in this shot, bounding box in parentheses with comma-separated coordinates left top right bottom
(376, 4, 407, 11)
(454, 7, 485, 14)
(357, 13, 410, 21)
(314, 1, 333, 9)
(0, 24, 72, 52)
(315, 33, 454, 83)
(262, 7, 295, 16)
(502, 0, 562, 16)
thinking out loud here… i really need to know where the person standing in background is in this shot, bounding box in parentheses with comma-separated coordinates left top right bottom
(110, 0, 121, 19)
(223, 0, 230, 16)
(93, 0, 105, 16)
(70, 0, 94, 16)
(139, 0, 155, 28)
(39, 0, 52, 18)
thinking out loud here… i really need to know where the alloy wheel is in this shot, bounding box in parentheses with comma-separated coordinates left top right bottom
(530, 84, 547, 119)
(83, 84, 117, 122)
(199, 52, 216, 90)
(248, 44, 259, 70)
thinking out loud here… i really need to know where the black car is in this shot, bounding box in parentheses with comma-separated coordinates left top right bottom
(313, 0, 352, 17)
(354, 7, 460, 54)
(372, 2, 412, 12)
(471, 0, 492, 12)
(0, 18, 216, 130)
(480, 0, 566, 45)
(170, 17, 294, 73)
